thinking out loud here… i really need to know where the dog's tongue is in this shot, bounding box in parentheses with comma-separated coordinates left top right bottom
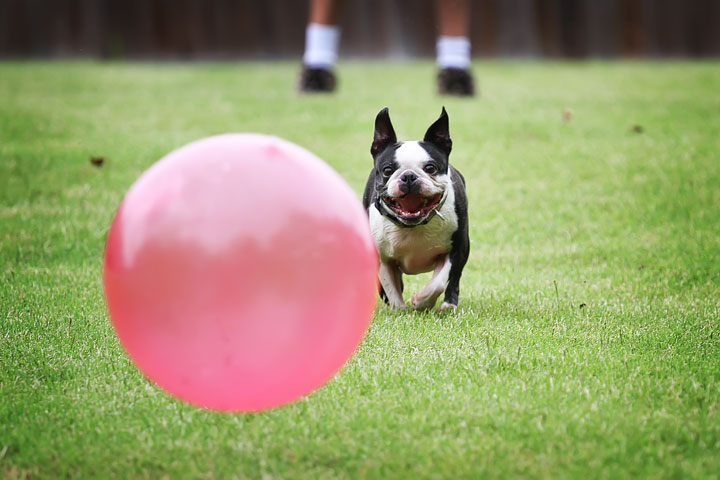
(397, 193, 424, 213)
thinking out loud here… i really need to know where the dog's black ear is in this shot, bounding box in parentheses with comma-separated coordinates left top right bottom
(371, 107, 397, 157)
(423, 106, 452, 156)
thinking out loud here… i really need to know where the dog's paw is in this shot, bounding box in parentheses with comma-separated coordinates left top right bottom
(439, 302, 457, 313)
(390, 300, 409, 310)
(411, 293, 438, 311)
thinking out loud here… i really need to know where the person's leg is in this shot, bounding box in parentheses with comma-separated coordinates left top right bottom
(435, 0, 475, 96)
(308, 0, 343, 26)
(299, 0, 345, 92)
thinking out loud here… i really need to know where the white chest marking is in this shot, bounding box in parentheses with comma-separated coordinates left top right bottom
(368, 185, 458, 275)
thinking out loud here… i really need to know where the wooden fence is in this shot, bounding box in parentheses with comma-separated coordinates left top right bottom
(1, 0, 719, 59)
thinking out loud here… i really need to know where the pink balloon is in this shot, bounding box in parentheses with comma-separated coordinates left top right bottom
(104, 134, 378, 411)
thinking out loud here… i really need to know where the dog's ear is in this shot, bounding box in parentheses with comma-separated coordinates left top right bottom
(371, 107, 397, 157)
(423, 106, 452, 156)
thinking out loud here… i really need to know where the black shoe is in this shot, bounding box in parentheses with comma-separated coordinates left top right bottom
(437, 68, 475, 97)
(299, 66, 337, 93)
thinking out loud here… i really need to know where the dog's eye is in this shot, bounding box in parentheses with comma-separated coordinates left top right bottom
(424, 164, 437, 174)
(382, 166, 394, 177)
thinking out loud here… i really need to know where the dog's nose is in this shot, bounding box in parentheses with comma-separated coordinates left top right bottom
(400, 172, 418, 184)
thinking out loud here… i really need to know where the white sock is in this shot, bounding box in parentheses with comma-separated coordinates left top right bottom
(436, 36, 471, 69)
(303, 23, 341, 69)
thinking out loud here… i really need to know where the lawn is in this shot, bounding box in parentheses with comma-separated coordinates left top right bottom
(1, 60, 719, 479)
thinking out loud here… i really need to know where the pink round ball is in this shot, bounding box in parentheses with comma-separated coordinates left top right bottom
(104, 134, 378, 411)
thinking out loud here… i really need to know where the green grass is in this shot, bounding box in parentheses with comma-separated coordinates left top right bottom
(1, 60, 719, 479)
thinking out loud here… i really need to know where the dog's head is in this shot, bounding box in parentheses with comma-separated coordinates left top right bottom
(370, 107, 452, 227)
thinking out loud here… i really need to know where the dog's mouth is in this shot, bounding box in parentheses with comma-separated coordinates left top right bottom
(382, 192, 444, 223)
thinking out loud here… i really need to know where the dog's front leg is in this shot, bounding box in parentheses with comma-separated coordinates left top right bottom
(379, 262, 407, 309)
(411, 254, 451, 311)
(440, 225, 470, 311)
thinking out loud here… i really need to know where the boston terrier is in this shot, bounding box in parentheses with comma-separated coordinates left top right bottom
(362, 107, 470, 311)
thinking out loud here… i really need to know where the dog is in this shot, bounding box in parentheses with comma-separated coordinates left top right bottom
(362, 107, 469, 311)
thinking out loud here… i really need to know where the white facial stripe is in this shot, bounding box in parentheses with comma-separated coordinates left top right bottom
(394, 141, 431, 171)
(388, 141, 448, 198)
